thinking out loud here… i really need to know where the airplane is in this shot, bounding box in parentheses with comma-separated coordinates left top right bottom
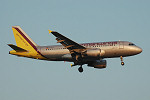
(8, 26, 142, 73)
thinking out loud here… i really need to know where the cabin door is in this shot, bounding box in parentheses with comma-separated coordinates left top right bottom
(119, 41, 124, 49)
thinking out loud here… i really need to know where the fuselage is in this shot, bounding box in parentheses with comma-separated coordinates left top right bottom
(37, 41, 142, 61)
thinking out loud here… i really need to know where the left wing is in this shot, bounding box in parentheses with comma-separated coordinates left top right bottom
(49, 30, 86, 54)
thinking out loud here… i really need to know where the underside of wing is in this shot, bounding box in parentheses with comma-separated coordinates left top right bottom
(49, 30, 86, 53)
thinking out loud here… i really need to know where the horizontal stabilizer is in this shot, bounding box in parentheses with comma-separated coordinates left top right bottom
(8, 44, 27, 52)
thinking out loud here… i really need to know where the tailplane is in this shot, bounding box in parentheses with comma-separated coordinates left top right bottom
(8, 44, 27, 52)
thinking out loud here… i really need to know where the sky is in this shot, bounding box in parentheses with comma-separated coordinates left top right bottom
(0, 0, 150, 100)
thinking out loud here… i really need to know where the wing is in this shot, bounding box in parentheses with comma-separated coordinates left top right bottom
(49, 30, 86, 54)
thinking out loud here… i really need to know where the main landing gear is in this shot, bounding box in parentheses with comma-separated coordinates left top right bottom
(120, 56, 125, 66)
(78, 65, 83, 73)
(71, 64, 83, 73)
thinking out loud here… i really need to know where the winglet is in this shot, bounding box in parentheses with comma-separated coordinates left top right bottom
(48, 30, 52, 34)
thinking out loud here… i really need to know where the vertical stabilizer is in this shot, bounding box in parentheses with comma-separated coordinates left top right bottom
(9, 26, 46, 60)
(12, 26, 37, 51)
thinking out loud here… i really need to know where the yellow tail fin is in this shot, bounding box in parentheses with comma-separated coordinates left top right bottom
(9, 26, 46, 60)
(12, 26, 37, 51)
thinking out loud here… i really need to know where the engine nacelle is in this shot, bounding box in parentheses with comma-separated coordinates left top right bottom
(82, 49, 105, 58)
(87, 60, 107, 69)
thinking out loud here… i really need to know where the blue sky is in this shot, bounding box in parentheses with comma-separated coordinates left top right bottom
(0, 0, 150, 100)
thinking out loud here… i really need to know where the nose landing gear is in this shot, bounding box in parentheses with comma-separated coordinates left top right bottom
(120, 56, 125, 66)
(121, 62, 124, 66)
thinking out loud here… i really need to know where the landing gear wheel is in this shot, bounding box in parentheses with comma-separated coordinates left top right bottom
(121, 62, 124, 66)
(78, 67, 83, 73)
(120, 56, 125, 66)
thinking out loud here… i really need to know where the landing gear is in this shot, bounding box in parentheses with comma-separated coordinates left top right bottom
(120, 56, 125, 66)
(71, 64, 83, 73)
(121, 62, 124, 65)
(78, 65, 83, 73)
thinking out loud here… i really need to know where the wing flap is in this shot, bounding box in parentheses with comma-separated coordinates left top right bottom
(57, 40, 65, 43)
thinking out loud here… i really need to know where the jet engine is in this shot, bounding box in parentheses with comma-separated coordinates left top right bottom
(87, 60, 107, 69)
(82, 49, 105, 58)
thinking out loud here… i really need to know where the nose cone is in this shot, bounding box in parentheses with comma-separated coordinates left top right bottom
(126, 45, 142, 56)
(135, 47, 142, 54)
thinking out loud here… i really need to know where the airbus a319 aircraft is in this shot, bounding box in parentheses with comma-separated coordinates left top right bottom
(8, 26, 142, 72)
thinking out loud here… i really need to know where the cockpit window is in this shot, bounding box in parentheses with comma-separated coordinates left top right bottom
(129, 43, 135, 46)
